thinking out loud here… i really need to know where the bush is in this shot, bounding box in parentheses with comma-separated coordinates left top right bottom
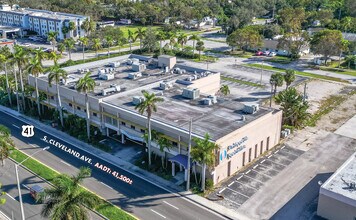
(205, 179, 214, 191)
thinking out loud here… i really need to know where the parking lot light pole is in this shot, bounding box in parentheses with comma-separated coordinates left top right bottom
(15, 146, 50, 220)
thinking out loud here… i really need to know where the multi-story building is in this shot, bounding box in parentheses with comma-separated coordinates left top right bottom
(0, 4, 88, 40)
(28, 54, 283, 185)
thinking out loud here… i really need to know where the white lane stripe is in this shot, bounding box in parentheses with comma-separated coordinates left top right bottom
(22, 184, 29, 190)
(99, 181, 113, 190)
(253, 165, 258, 169)
(12, 124, 20, 129)
(163, 201, 179, 210)
(267, 155, 272, 158)
(275, 150, 279, 154)
(236, 176, 242, 181)
(150, 209, 166, 219)
(60, 160, 72, 167)
(281, 146, 285, 149)
(260, 159, 266, 164)
(6, 193, 16, 201)
(218, 187, 226, 194)
(245, 170, 251, 174)
(228, 182, 234, 187)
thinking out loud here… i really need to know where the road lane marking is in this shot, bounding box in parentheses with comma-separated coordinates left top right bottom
(163, 201, 179, 210)
(281, 146, 285, 149)
(228, 182, 234, 187)
(6, 193, 16, 201)
(267, 155, 272, 159)
(253, 165, 258, 169)
(12, 124, 20, 129)
(218, 187, 226, 194)
(99, 181, 113, 190)
(150, 209, 166, 219)
(260, 159, 266, 164)
(60, 160, 72, 167)
(274, 150, 279, 154)
(245, 170, 251, 174)
(22, 184, 29, 190)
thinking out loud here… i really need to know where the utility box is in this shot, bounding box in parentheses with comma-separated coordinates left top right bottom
(243, 104, 259, 114)
(182, 88, 200, 100)
(158, 55, 176, 70)
(132, 96, 144, 105)
(132, 63, 146, 72)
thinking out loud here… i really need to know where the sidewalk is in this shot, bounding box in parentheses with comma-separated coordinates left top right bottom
(0, 105, 249, 220)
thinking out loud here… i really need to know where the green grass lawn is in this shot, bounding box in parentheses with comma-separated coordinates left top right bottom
(9, 148, 136, 220)
(318, 66, 356, 77)
(244, 64, 350, 84)
(267, 56, 292, 64)
(221, 76, 264, 88)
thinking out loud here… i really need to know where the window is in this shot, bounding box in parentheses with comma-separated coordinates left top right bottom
(121, 121, 126, 126)
(76, 106, 81, 110)
(50, 96, 54, 100)
(172, 141, 178, 147)
(130, 125, 135, 130)
(93, 112, 97, 117)
(266, 137, 270, 151)
(140, 129, 145, 133)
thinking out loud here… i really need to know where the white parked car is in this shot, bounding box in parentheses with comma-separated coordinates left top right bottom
(268, 52, 277, 57)
(263, 51, 270, 56)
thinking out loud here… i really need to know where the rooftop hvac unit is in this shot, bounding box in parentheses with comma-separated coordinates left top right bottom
(243, 104, 259, 114)
(101, 84, 120, 96)
(159, 82, 173, 90)
(202, 98, 212, 105)
(98, 69, 106, 74)
(207, 95, 217, 104)
(128, 72, 142, 80)
(62, 75, 79, 85)
(109, 62, 120, 68)
(173, 68, 186, 74)
(132, 63, 146, 72)
(132, 96, 144, 105)
(98, 73, 114, 80)
(182, 88, 200, 99)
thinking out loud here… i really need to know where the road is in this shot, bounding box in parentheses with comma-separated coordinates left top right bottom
(0, 110, 227, 220)
(0, 159, 102, 220)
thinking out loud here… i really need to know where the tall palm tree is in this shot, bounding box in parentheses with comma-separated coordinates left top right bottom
(196, 41, 205, 60)
(167, 32, 177, 50)
(39, 167, 100, 219)
(218, 84, 230, 96)
(13, 45, 29, 111)
(191, 133, 218, 191)
(78, 37, 89, 61)
(47, 65, 67, 128)
(57, 43, 66, 56)
(64, 38, 75, 60)
(12, 63, 20, 112)
(177, 33, 188, 50)
(91, 38, 102, 57)
(81, 18, 96, 36)
(116, 35, 127, 53)
(104, 36, 114, 57)
(157, 135, 172, 169)
(47, 31, 58, 52)
(127, 29, 136, 52)
(284, 69, 296, 89)
(270, 73, 284, 96)
(135, 90, 164, 166)
(76, 72, 95, 141)
(135, 27, 146, 49)
(48, 51, 60, 66)
(26, 56, 43, 117)
(0, 54, 12, 106)
(156, 30, 166, 53)
(189, 34, 199, 54)
(0, 125, 14, 166)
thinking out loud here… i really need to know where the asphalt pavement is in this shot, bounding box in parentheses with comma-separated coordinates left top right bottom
(0, 110, 227, 220)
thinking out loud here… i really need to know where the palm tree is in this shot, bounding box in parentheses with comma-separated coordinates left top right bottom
(127, 29, 136, 52)
(135, 27, 146, 49)
(48, 51, 60, 66)
(156, 31, 166, 53)
(57, 43, 66, 56)
(284, 69, 296, 89)
(26, 56, 43, 117)
(11, 63, 21, 112)
(64, 38, 75, 60)
(91, 38, 102, 57)
(270, 73, 284, 97)
(191, 133, 218, 191)
(13, 45, 29, 111)
(105, 36, 114, 57)
(135, 90, 164, 166)
(157, 135, 172, 169)
(47, 65, 67, 128)
(218, 84, 230, 96)
(167, 32, 177, 50)
(0, 54, 12, 106)
(177, 33, 188, 50)
(345, 55, 356, 69)
(40, 167, 100, 219)
(81, 18, 96, 36)
(78, 37, 89, 61)
(0, 125, 14, 166)
(189, 34, 199, 54)
(196, 41, 205, 61)
(47, 31, 58, 52)
(76, 72, 95, 141)
(116, 35, 127, 53)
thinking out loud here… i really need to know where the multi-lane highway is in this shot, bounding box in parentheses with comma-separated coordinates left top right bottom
(0, 110, 228, 220)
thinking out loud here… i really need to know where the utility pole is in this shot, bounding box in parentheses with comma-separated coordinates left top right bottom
(186, 119, 192, 191)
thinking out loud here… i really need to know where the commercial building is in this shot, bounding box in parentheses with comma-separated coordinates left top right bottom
(28, 54, 282, 185)
(317, 152, 356, 220)
(0, 4, 88, 40)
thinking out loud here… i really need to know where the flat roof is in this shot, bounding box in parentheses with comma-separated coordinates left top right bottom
(0, 7, 87, 20)
(321, 152, 356, 202)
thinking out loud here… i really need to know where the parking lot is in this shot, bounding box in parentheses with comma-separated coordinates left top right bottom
(210, 145, 305, 211)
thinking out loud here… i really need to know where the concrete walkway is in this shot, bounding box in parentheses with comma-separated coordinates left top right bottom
(335, 114, 356, 139)
(0, 105, 249, 220)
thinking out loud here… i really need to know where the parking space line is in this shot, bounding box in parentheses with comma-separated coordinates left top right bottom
(267, 155, 272, 158)
(6, 193, 16, 201)
(242, 174, 265, 184)
(226, 187, 249, 199)
(163, 201, 179, 210)
(245, 170, 251, 174)
(235, 180, 258, 192)
(224, 197, 242, 206)
(279, 149, 302, 158)
(236, 176, 243, 181)
(150, 209, 166, 219)
(22, 184, 29, 190)
(228, 182, 234, 187)
(274, 150, 279, 154)
(268, 159, 287, 168)
(260, 159, 266, 164)
(218, 187, 226, 194)
(250, 169, 273, 179)
(281, 146, 285, 149)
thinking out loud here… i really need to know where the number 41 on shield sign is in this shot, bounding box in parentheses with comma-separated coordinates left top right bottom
(22, 125, 35, 137)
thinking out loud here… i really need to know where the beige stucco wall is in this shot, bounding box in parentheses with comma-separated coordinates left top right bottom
(158, 56, 176, 69)
(317, 190, 356, 220)
(212, 109, 282, 184)
(188, 73, 220, 95)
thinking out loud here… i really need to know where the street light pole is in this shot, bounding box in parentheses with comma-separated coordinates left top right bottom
(15, 146, 50, 220)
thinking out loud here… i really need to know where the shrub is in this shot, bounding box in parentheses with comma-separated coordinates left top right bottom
(205, 179, 214, 191)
